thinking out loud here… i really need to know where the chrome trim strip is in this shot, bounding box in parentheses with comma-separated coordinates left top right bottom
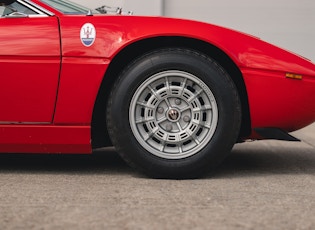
(17, 0, 54, 16)
(28, 14, 49, 18)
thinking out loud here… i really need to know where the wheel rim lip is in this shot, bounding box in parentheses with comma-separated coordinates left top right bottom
(129, 70, 218, 160)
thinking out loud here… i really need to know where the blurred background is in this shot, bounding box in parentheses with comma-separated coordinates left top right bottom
(73, 0, 315, 62)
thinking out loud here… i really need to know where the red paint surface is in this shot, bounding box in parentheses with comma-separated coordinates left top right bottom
(0, 17, 60, 122)
(0, 0, 314, 153)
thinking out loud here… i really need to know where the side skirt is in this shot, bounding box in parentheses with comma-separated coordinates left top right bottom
(0, 125, 91, 154)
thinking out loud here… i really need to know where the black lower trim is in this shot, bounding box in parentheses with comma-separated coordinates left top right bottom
(254, 128, 300, 142)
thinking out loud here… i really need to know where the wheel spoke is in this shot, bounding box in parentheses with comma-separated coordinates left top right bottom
(157, 116, 168, 124)
(176, 122, 183, 132)
(158, 144, 165, 152)
(164, 97, 172, 108)
(192, 105, 212, 112)
(136, 101, 155, 109)
(144, 127, 159, 141)
(201, 122, 211, 129)
(147, 85, 162, 100)
(178, 145, 183, 154)
(165, 77, 171, 94)
(192, 136, 200, 145)
(136, 117, 155, 124)
(187, 89, 203, 102)
(179, 105, 190, 113)
(179, 78, 188, 97)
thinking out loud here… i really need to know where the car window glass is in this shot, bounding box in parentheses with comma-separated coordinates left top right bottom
(1, 2, 37, 16)
(10, 2, 37, 14)
(0, 6, 5, 15)
(40, 0, 99, 15)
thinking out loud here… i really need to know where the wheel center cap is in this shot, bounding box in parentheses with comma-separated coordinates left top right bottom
(168, 109, 180, 122)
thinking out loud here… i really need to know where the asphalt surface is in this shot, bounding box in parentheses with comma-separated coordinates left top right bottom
(0, 124, 315, 230)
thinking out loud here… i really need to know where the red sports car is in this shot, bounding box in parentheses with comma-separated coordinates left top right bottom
(1, 0, 315, 178)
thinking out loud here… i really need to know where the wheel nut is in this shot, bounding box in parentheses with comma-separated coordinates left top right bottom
(183, 116, 191, 122)
(165, 124, 173, 131)
(157, 107, 164, 114)
(175, 99, 181, 105)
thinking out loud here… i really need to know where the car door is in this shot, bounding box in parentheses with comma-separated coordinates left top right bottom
(0, 1, 60, 123)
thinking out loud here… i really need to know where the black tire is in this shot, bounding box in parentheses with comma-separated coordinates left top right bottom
(107, 49, 241, 179)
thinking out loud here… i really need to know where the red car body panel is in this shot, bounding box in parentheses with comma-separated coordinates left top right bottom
(0, 16, 60, 123)
(53, 57, 107, 125)
(0, 0, 315, 153)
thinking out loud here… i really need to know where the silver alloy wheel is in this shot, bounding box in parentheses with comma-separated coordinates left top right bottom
(129, 70, 218, 159)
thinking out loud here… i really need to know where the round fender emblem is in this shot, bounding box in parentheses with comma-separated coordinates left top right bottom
(80, 23, 96, 47)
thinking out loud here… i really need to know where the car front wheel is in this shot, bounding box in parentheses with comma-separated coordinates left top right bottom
(107, 49, 241, 178)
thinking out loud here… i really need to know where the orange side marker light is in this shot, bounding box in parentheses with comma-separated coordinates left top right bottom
(286, 73, 302, 80)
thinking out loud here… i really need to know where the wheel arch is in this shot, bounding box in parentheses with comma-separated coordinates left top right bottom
(92, 36, 251, 148)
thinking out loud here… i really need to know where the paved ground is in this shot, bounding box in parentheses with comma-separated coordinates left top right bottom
(0, 124, 315, 230)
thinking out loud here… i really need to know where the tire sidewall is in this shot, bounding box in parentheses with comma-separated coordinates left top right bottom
(108, 49, 240, 178)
